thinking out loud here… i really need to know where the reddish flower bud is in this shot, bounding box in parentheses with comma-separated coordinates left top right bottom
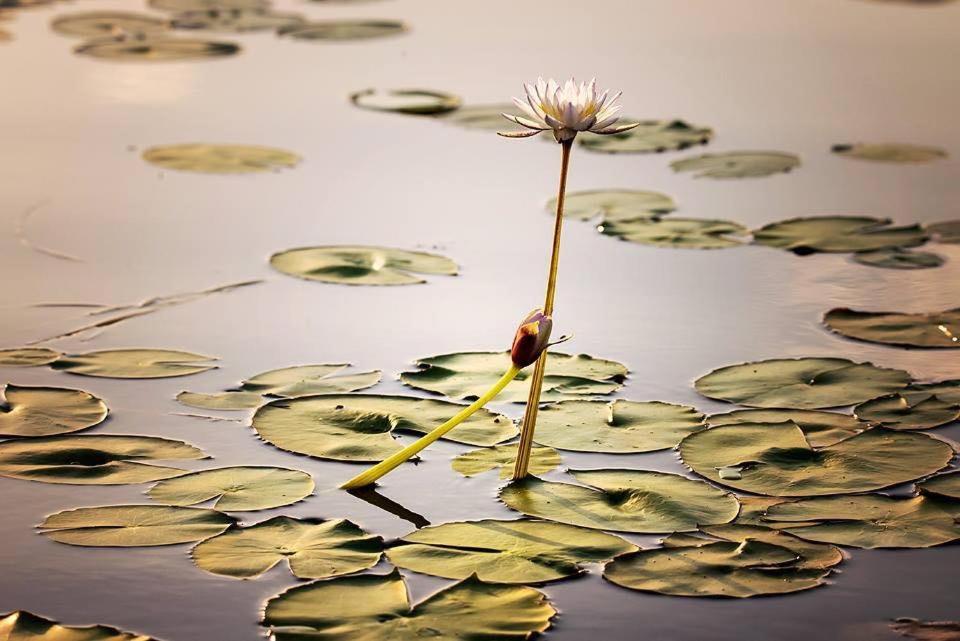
(511, 309, 553, 368)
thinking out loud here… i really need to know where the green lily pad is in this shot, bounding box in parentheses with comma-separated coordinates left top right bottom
(400, 351, 627, 403)
(853, 248, 945, 269)
(890, 619, 960, 641)
(928, 220, 960, 244)
(440, 103, 516, 130)
(0, 384, 108, 437)
(532, 399, 704, 453)
(0, 610, 158, 640)
(905, 380, 960, 404)
(142, 144, 298, 173)
(191, 516, 382, 579)
(170, 8, 304, 32)
(387, 518, 637, 584)
(600, 217, 749, 249)
(0, 434, 206, 484)
(75, 37, 240, 61)
(51, 11, 169, 37)
(854, 393, 960, 430)
(277, 19, 406, 41)
(499, 469, 739, 533)
(680, 422, 954, 496)
(580, 118, 713, 154)
(149, 0, 266, 10)
(753, 216, 928, 253)
(0, 347, 61, 367)
(832, 143, 947, 163)
(824, 307, 960, 348)
(262, 570, 555, 640)
(350, 88, 461, 115)
(252, 394, 515, 462)
(270, 245, 458, 286)
(39, 504, 234, 546)
(147, 466, 314, 511)
(698, 523, 844, 570)
(917, 471, 960, 500)
(451, 444, 560, 479)
(694, 357, 911, 409)
(550, 189, 675, 222)
(52, 348, 217, 379)
(707, 408, 867, 447)
(671, 151, 800, 178)
(763, 495, 960, 548)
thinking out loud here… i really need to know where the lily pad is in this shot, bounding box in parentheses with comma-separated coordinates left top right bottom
(262, 570, 555, 640)
(51, 11, 169, 37)
(890, 619, 960, 641)
(401, 351, 627, 403)
(917, 471, 960, 500)
(680, 422, 954, 496)
(832, 143, 947, 163)
(350, 88, 461, 115)
(39, 504, 234, 546)
(440, 103, 516, 130)
(191, 516, 382, 579)
(753, 216, 928, 253)
(147, 466, 314, 511)
(142, 144, 298, 173)
(532, 399, 704, 453)
(694, 357, 911, 409)
(580, 119, 713, 154)
(905, 380, 960, 404)
(600, 217, 749, 249)
(763, 495, 960, 548)
(252, 394, 515, 462)
(451, 444, 560, 479)
(0, 384, 108, 437)
(671, 151, 800, 178)
(552, 189, 675, 222)
(277, 19, 407, 41)
(499, 469, 739, 533)
(170, 8, 304, 32)
(853, 248, 945, 269)
(854, 393, 960, 430)
(75, 37, 240, 61)
(0, 347, 61, 367)
(270, 245, 458, 286)
(928, 220, 960, 244)
(52, 348, 217, 379)
(387, 518, 637, 584)
(824, 307, 960, 349)
(149, 0, 267, 10)
(708, 408, 867, 447)
(698, 523, 844, 570)
(0, 610, 158, 640)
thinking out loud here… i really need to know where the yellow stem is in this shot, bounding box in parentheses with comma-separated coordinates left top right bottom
(341, 365, 521, 489)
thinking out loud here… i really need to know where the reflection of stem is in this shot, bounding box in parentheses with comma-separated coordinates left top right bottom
(341, 365, 521, 489)
(513, 139, 573, 481)
(347, 486, 431, 529)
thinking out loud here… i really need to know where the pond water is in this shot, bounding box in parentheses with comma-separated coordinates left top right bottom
(1, 0, 959, 639)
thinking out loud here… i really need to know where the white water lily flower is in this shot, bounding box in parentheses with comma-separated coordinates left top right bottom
(500, 77, 638, 142)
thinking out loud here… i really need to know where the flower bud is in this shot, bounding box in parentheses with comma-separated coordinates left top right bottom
(511, 309, 553, 368)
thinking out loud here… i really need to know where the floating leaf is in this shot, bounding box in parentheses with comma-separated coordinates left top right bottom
(580, 119, 713, 153)
(40, 505, 234, 546)
(252, 394, 515, 462)
(824, 307, 960, 349)
(752, 215, 927, 254)
(52, 348, 217, 379)
(147, 466, 313, 511)
(142, 144, 298, 173)
(0, 384, 108, 437)
(890, 619, 960, 641)
(600, 217, 748, 249)
(350, 88, 461, 115)
(191, 516, 382, 579)
(928, 220, 960, 244)
(918, 471, 960, 501)
(0, 347, 61, 367)
(75, 37, 240, 61)
(853, 247, 945, 269)
(708, 408, 867, 447)
(671, 151, 799, 178)
(171, 8, 304, 32)
(680, 422, 953, 496)
(277, 19, 406, 41)
(698, 523, 844, 570)
(440, 103, 516, 130)
(0, 434, 206, 484)
(499, 469, 739, 533)
(694, 357, 910, 409)
(551, 189, 675, 222)
(906, 380, 960, 405)
(270, 245, 458, 286)
(451, 444, 560, 479)
(175, 390, 265, 410)
(763, 495, 960, 548)
(51, 11, 170, 37)
(0, 610, 158, 641)
(387, 518, 636, 584)
(832, 143, 947, 163)
(150, 0, 267, 10)
(262, 571, 555, 640)
(532, 399, 704, 453)
(854, 393, 960, 430)
(401, 351, 627, 403)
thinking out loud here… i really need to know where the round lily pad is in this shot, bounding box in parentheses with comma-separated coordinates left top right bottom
(552, 189, 675, 222)
(532, 399, 704, 453)
(451, 444, 560, 479)
(854, 393, 960, 430)
(917, 471, 960, 501)
(170, 8, 304, 32)
(600, 217, 748, 249)
(0, 384, 108, 437)
(905, 380, 960, 405)
(52, 348, 217, 379)
(149, 0, 267, 10)
(51, 11, 169, 37)
(579, 119, 713, 154)
(680, 422, 954, 496)
(499, 469, 739, 533)
(191, 516, 382, 579)
(252, 394, 515, 462)
(387, 518, 637, 584)
(350, 88, 461, 115)
(0, 610, 159, 641)
(708, 408, 867, 447)
(832, 143, 947, 163)
(277, 19, 406, 41)
(753, 216, 928, 254)
(698, 523, 844, 570)
(401, 351, 627, 403)
(75, 37, 239, 61)
(270, 245, 458, 286)
(694, 357, 911, 409)
(147, 466, 314, 511)
(763, 495, 960, 548)
(671, 151, 800, 179)
(39, 504, 234, 546)
(890, 619, 960, 641)
(853, 248, 944, 269)
(928, 220, 960, 243)
(0, 434, 206, 484)
(0, 347, 62, 367)
(824, 307, 960, 349)
(143, 144, 298, 173)
(440, 103, 516, 130)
